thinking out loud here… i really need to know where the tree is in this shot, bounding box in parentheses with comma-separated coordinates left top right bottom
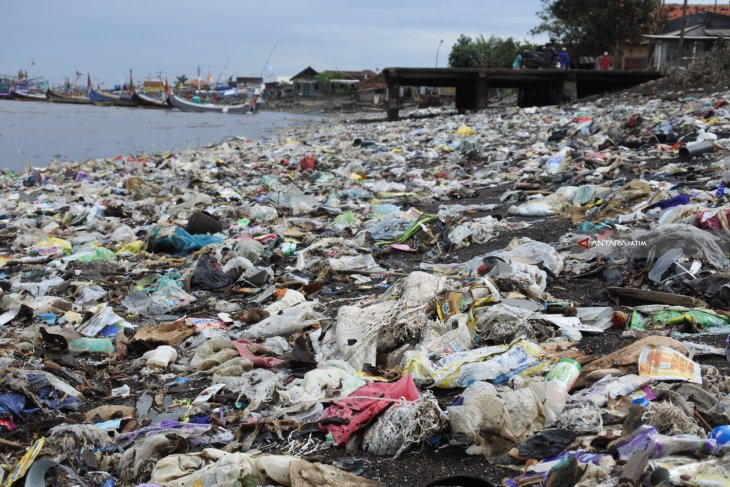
(175, 74, 188, 89)
(315, 71, 351, 95)
(531, 0, 662, 58)
(448, 35, 534, 68)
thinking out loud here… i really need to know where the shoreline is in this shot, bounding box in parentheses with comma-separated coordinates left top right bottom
(0, 103, 327, 173)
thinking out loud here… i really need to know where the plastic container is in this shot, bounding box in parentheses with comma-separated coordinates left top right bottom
(545, 357, 582, 392)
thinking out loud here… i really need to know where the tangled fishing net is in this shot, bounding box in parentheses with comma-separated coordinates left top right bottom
(363, 391, 446, 458)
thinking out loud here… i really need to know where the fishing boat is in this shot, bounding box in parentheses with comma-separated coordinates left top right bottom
(0, 78, 13, 100)
(169, 93, 253, 114)
(46, 88, 93, 105)
(89, 88, 135, 106)
(9, 87, 48, 102)
(132, 91, 170, 108)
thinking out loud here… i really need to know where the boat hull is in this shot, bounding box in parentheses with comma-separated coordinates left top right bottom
(46, 88, 93, 105)
(169, 94, 252, 114)
(10, 88, 48, 102)
(89, 89, 136, 106)
(132, 92, 170, 108)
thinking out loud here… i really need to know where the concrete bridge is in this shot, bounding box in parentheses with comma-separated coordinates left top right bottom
(383, 67, 662, 120)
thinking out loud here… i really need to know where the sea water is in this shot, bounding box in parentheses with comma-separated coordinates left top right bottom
(0, 101, 323, 171)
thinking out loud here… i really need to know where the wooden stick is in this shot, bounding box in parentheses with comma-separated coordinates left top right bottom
(0, 438, 27, 450)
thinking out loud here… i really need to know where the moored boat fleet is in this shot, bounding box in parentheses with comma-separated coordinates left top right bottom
(2, 78, 261, 114)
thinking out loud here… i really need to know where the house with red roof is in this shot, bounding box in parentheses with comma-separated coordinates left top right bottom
(645, 4, 730, 68)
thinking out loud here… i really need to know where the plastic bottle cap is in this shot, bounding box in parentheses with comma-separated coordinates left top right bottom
(631, 397, 650, 408)
(710, 425, 730, 445)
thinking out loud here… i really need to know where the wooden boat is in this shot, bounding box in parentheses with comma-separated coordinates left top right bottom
(9, 88, 48, 102)
(89, 88, 135, 106)
(132, 91, 170, 108)
(46, 88, 93, 105)
(169, 94, 252, 114)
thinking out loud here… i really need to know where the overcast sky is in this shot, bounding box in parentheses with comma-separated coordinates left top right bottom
(1, 0, 719, 86)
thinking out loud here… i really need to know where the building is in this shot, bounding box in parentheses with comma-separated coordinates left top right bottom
(291, 67, 377, 97)
(355, 72, 386, 104)
(264, 77, 294, 98)
(645, 5, 730, 69)
(291, 66, 320, 97)
(234, 76, 263, 91)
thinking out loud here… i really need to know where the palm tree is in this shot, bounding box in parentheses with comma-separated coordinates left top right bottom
(175, 74, 188, 89)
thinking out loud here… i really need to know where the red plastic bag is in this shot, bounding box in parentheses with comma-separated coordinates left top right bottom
(299, 155, 316, 171)
(319, 375, 419, 445)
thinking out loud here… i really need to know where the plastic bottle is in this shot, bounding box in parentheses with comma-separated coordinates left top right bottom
(545, 358, 582, 392)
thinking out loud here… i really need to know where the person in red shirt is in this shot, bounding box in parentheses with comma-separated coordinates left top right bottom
(599, 52, 613, 71)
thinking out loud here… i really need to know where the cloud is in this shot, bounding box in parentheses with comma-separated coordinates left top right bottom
(1, 0, 547, 83)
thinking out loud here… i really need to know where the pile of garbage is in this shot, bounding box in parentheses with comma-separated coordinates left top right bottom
(0, 77, 729, 487)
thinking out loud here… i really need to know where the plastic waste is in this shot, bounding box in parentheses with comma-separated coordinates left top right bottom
(233, 237, 266, 262)
(143, 345, 178, 368)
(710, 425, 730, 445)
(241, 303, 320, 339)
(32, 237, 71, 256)
(186, 210, 222, 235)
(630, 305, 730, 335)
(319, 375, 419, 445)
(637, 345, 701, 383)
(615, 424, 716, 460)
(147, 225, 223, 255)
(648, 248, 684, 283)
(516, 429, 576, 459)
(191, 255, 231, 290)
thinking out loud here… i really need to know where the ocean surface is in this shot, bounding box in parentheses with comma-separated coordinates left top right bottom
(0, 101, 323, 171)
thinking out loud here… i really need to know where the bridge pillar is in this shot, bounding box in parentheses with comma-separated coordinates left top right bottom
(518, 82, 564, 107)
(455, 78, 488, 113)
(386, 80, 400, 121)
(563, 72, 577, 102)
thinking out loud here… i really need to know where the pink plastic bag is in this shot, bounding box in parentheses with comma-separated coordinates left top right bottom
(319, 375, 419, 445)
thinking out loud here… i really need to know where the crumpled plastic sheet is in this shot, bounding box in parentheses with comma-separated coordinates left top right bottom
(318, 374, 419, 445)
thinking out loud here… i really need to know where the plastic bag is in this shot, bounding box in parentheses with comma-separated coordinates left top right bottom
(147, 226, 223, 255)
(319, 375, 419, 445)
(191, 255, 231, 290)
(402, 339, 547, 388)
(32, 237, 72, 256)
(638, 345, 702, 383)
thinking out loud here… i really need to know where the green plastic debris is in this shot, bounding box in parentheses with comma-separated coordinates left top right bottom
(330, 211, 359, 232)
(376, 214, 438, 246)
(630, 305, 730, 335)
(76, 246, 116, 263)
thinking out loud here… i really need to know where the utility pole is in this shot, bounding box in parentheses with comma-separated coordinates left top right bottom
(678, 0, 688, 66)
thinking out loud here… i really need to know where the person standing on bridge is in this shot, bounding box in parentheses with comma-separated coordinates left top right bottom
(599, 52, 613, 71)
(559, 47, 570, 70)
(512, 52, 523, 69)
